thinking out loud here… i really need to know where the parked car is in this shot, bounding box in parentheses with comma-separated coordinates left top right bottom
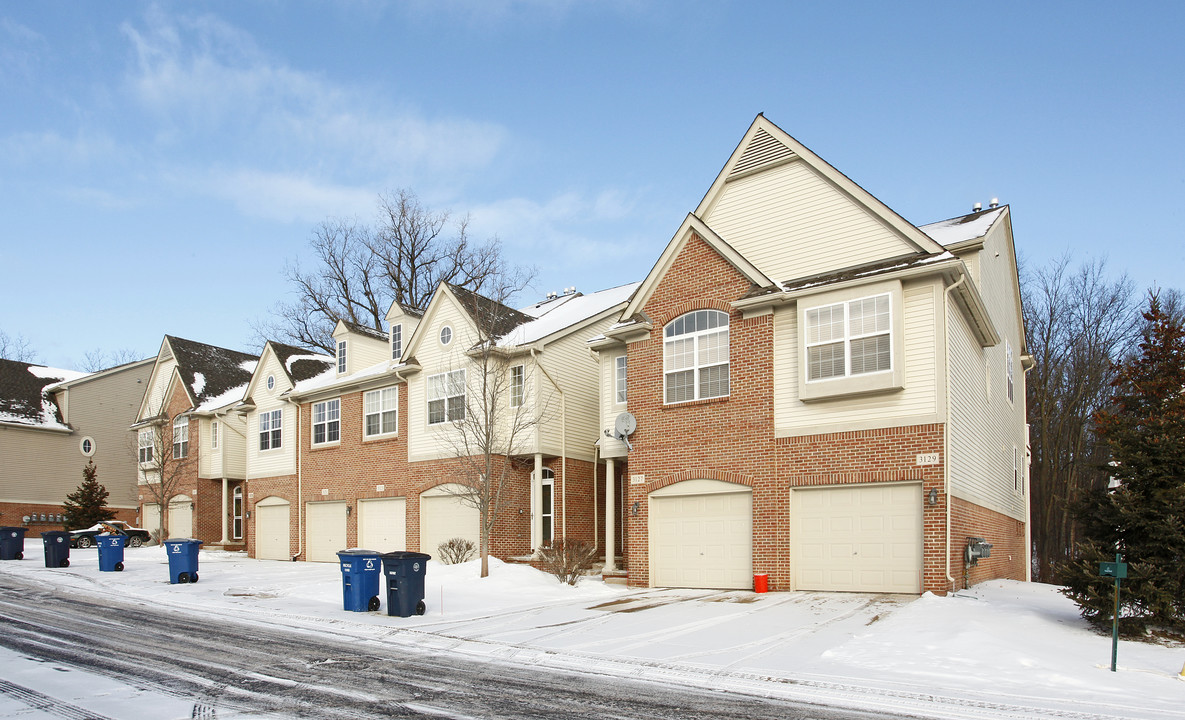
(70, 521, 151, 549)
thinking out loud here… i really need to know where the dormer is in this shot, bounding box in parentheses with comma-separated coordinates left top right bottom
(385, 301, 424, 363)
(330, 319, 391, 376)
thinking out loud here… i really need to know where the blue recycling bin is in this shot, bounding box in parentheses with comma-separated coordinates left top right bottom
(380, 551, 431, 617)
(0, 527, 27, 560)
(41, 531, 71, 568)
(336, 550, 383, 612)
(97, 534, 127, 572)
(163, 538, 202, 583)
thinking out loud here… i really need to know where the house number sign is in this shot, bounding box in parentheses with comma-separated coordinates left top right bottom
(916, 453, 940, 466)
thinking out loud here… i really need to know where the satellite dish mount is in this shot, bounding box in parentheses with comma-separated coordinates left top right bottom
(605, 412, 636, 451)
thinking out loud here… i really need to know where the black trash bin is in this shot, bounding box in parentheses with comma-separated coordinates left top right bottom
(380, 551, 431, 617)
(41, 531, 71, 568)
(0, 527, 28, 560)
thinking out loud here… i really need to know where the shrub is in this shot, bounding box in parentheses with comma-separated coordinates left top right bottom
(437, 537, 477, 565)
(538, 539, 599, 585)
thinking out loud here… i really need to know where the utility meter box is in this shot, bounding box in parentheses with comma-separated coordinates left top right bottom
(965, 537, 993, 566)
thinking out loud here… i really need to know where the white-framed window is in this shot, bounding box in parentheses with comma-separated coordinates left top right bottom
(138, 430, 154, 463)
(805, 293, 891, 381)
(509, 365, 525, 408)
(391, 323, 402, 360)
(615, 355, 627, 404)
(266, 375, 275, 391)
(312, 399, 341, 445)
(173, 416, 189, 458)
(439, 325, 453, 346)
(211, 421, 219, 450)
(364, 387, 398, 437)
(427, 369, 465, 424)
(541, 467, 554, 546)
(337, 340, 347, 374)
(1013, 445, 1020, 492)
(259, 409, 283, 451)
(232, 485, 243, 540)
(664, 310, 729, 404)
(80, 436, 96, 457)
(1006, 339, 1015, 404)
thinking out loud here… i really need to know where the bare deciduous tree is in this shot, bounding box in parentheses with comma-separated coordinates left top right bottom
(1023, 254, 1139, 582)
(436, 284, 550, 578)
(0, 330, 37, 363)
(131, 405, 196, 542)
(256, 189, 535, 353)
(81, 348, 144, 372)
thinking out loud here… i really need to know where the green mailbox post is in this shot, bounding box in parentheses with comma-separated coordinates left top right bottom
(1098, 554, 1128, 673)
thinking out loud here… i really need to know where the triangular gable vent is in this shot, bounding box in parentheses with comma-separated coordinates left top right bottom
(728, 127, 796, 178)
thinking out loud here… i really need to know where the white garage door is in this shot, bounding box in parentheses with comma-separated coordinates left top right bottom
(255, 497, 290, 561)
(649, 479, 752, 589)
(792, 483, 922, 593)
(420, 485, 479, 560)
(167, 495, 193, 539)
(306, 501, 347, 563)
(142, 503, 161, 541)
(358, 497, 406, 553)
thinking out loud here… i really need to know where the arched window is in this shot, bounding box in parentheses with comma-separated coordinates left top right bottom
(663, 310, 729, 403)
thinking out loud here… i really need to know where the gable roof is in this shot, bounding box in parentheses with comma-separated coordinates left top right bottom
(447, 284, 535, 340)
(268, 342, 335, 384)
(498, 282, 641, 347)
(696, 115, 947, 257)
(164, 336, 258, 409)
(0, 359, 87, 429)
(339, 320, 390, 342)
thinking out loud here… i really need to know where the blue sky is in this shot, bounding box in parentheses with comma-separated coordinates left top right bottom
(2, 1, 1182, 370)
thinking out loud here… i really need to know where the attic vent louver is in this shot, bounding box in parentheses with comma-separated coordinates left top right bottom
(729, 128, 796, 177)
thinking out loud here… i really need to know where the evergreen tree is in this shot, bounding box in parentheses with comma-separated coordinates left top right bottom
(61, 460, 116, 530)
(1061, 294, 1185, 634)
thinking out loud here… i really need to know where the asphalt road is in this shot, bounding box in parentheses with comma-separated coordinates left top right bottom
(0, 575, 916, 720)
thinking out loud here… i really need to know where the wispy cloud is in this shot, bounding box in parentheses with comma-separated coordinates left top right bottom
(192, 169, 377, 224)
(0, 18, 47, 82)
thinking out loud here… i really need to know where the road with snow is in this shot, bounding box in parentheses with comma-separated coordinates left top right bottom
(0, 575, 909, 720)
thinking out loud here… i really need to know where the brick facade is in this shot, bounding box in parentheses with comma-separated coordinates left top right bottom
(0, 501, 137, 534)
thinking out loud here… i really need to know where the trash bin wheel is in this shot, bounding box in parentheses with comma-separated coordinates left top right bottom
(190, 572, 198, 583)
(368, 596, 380, 612)
(415, 600, 426, 616)
(14, 552, 22, 560)
(178, 572, 190, 583)
(60, 559, 70, 568)
(114, 562, 124, 572)
(77, 537, 93, 549)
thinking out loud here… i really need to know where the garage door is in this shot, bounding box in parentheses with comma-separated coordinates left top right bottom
(142, 503, 161, 541)
(792, 483, 922, 593)
(649, 479, 752, 589)
(167, 495, 193, 539)
(255, 497, 290, 561)
(358, 497, 406, 553)
(420, 484, 479, 559)
(306, 501, 347, 563)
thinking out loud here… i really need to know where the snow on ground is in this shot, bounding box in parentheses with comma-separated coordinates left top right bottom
(2, 542, 1183, 720)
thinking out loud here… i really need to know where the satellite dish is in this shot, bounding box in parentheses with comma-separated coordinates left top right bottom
(614, 412, 636, 438)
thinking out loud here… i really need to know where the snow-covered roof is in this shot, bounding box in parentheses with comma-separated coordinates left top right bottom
(0, 359, 88, 429)
(499, 282, 640, 347)
(290, 357, 406, 398)
(165, 336, 257, 407)
(920, 206, 1006, 247)
(191, 381, 249, 414)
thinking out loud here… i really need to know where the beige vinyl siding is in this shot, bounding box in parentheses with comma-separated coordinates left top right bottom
(1, 363, 148, 509)
(246, 353, 296, 479)
(344, 333, 390, 374)
(535, 322, 608, 463)
(702, 161, 918, 282)
(199, 418, 221, 478)
(408, 300, 477, 462)
(597, 350, 629, 457)
(946, 226, 1027, 520)
(221, 415, 248, 479)
(773, 279, 941, 435)
(143, 358, 177, 417)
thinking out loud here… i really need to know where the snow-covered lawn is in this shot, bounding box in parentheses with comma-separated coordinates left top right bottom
(2, 543, 1182, 719)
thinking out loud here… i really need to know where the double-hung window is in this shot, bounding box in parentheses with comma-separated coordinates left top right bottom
(427, 370, 465, 424)
(312, 399, 340, 445)
(391, 324, 402, 361)
(211, 420, 219, 450)
(615, 356, 628, 404)
(138, 430, 154, 463)
(664, 310, 729, 404)
(336, 340, 347, 374)
(806, 294, 891, 381)
(259, 409, 283, 450)
(1006, 340, 1014, 403)
(172, 417, 189, 458)
(509, 365, 525, 408)
(364, 387, 398, 437)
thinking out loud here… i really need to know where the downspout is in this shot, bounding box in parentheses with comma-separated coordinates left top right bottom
(286, 397, 303, 561)
(593, 446, 599, 554)
(943, 274, 967, 593)
(532, 349, 567, 541)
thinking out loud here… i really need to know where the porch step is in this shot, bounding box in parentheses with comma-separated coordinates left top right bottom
(600, 569, 629, 585)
